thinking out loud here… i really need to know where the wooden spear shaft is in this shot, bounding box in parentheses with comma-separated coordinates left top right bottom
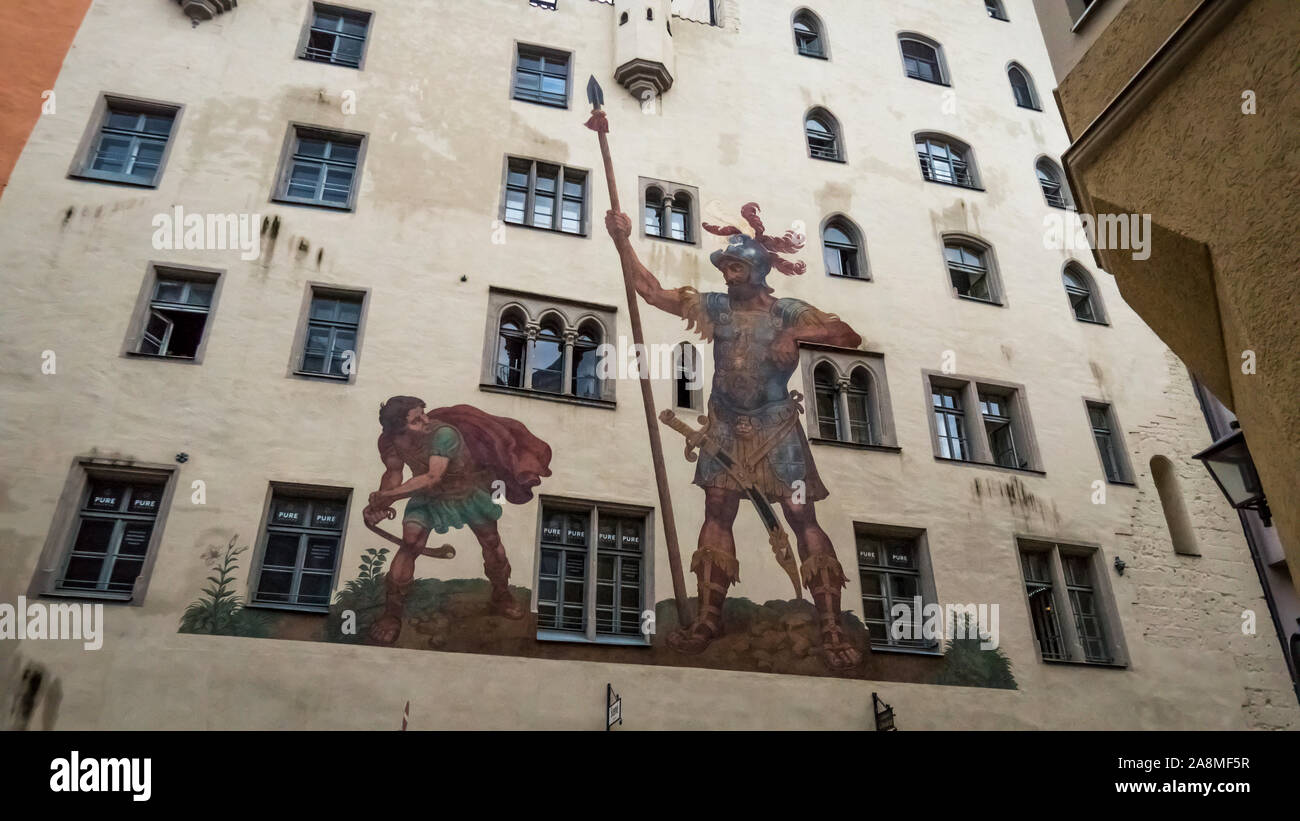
(586, 81, 690, 626)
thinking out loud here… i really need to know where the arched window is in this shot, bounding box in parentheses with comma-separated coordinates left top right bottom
(495, 309, 528, 388)
(571, 321, 602, 399)
(899, 34, 947, 85)
(1008, 63, 1040, 110)
(805, 108, 842, 161)
(915, 133, 977, 188)
(814, 363, 841, 440)
(793, 10, 826, 58)
(1036, 158, 1072, 209)
(823, 217, 865, 279)
(1151, 456, 1201, 556)
(674, 342, 702, 410)
(985, 0, 1009, 21)
(645, 186, 693, 242)
(530, 317, 565, 393)
(845, 368, 874, 444)
(1063, 263, 1105, 323)
(943, 237, 1000, 303)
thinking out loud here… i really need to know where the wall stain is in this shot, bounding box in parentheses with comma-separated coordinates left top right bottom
(971, 475, 1060, 526)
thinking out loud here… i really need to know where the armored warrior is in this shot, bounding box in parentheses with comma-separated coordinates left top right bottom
(605, 203, 865, 671)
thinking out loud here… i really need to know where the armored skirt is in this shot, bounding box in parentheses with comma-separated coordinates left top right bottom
(692, 395, 829, 503)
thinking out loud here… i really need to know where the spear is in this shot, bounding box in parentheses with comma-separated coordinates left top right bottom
(585, 76, 690, 626)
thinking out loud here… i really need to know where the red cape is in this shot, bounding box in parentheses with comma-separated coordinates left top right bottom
(426, 405, 552, 504)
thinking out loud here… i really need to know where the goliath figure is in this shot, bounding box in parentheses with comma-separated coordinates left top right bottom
(606, 203, 865, 671)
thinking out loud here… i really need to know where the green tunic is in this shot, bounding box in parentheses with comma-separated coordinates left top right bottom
(401, 425, 501, 533)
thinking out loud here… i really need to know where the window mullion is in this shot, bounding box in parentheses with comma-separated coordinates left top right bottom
(585, 507, 598, 641)
(1047, 547, 1085, 661)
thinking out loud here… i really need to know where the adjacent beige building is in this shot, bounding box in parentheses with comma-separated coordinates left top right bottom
(1, 0, 1296, 730)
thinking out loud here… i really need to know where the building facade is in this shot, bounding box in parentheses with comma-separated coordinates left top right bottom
(0, 0, 1296, 730)
(1031, 0, 1300, 703)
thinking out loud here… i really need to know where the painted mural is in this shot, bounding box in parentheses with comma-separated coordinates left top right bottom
(179, 89, 1016, 691)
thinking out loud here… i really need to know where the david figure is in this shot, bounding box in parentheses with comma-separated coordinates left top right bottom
(606, 203, 865, 671)
(363, 397, 552, 645)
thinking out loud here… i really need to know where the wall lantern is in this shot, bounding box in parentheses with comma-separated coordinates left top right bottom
(1193, 422, 1272, 526)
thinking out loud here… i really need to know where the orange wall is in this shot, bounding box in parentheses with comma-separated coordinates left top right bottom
(0, 0, 93, 198)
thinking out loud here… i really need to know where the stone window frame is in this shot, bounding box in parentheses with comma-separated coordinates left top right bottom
(1062, 260, 1108, 325)
(120, 261, 226, 366)
(1083, 398, 1135, 485)
(672, 341, 704, 412)
(853, 521, 942, 656)
(1015, 536, 1129, 668)
(270, 122, 370, 212)
(1035, 156, 1074, 210)
(27, 457, 179, 606)
(67, 92, 185, 189)
(480, 287, 617, 409)
(295, 2, 377, 71)
(896, 31, 951, 87)
(938, 231, 1006, 307)
(510, 41, 574, 109)
(285, 282, 371, 385)
(530, 494, 656, 647)
(244, 481, 354, 615)
(922, 371, 1045, 474)
(791, 7, 829, 60)
(801, 345, 900, 453)
(498, 154, 592, 238)
(1006, 61, 1042, 111)
(804, 106, 846, 163)
(820, 213, 870, 281)
(638, 177, 701, 246)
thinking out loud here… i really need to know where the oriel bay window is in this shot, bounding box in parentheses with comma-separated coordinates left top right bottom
(535, 501, 651, 644)
(252, 488, 350, 611)
(503, 156, 588, 235)
(927, 374, 1040, 471)
(1018, 540, 1125, 665)
(484, 289, 615, 405)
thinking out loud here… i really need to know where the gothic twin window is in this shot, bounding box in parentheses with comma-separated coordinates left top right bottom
(644, 186, 694, 243)
(813, 362, 877, 446)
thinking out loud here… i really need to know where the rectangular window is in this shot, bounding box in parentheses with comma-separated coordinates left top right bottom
(300, 3, 372, 69)
(928, 375, 1039, 470)
(1087, 401, 1129, 482)
(73, 98, 179, 187)
(252, 489, 349, 610)
(135, 272, 216, 359)
(513, 45, 570, 107)
(56, 477, 166, 599)
(275, 126, 365, 210)
(1019, 541, 1122, 665)
(932, 387, 969, 461)
(1020, 548, 1067, 660)
(856, 531, 934, 649)
(980, 392, 1022, 469)
(299, 290, 364, 378)
(537, 502, 649, 643)
(503, 157, 587, 236)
